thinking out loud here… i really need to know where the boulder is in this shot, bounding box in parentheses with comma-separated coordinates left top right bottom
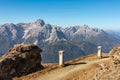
(109, 45, 120, 64)
(0, 44, 43, 79)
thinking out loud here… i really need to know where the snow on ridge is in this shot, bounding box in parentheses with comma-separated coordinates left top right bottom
(22, 25, 41, 39)
(33, 40, 38, 45)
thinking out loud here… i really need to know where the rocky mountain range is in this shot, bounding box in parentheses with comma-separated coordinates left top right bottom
(0, 19, 120, 63)
(106, 30, 120, 40)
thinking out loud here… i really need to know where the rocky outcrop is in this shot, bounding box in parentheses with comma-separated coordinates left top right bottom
(109, 46, 120, 64)
(0, 44, 43, 79)
(93, 46, 120, 80)
(93, 63, 120, 80)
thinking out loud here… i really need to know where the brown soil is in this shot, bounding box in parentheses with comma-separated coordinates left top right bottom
(13, 53, 110, 80)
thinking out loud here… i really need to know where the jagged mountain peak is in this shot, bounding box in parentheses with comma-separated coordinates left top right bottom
(0, 19, 120, 62)
(9, 23, 16, 26)
(34, 19, 45, 26)
(63, 25, 104, 39)
(1, 23, 15, 27)
(72, 25, 103, 32)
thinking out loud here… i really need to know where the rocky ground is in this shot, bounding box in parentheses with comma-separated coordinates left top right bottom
(1, 45, 120, 80)
(13, 53, 110, 80)
(94, 45, 120, 80)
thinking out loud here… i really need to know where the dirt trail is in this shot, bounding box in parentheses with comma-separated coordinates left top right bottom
(29, 57, 109, 80)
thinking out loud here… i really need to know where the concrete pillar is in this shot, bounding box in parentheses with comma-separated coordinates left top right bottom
(59, 50, 64, 67)
(97, 46, 102, 58)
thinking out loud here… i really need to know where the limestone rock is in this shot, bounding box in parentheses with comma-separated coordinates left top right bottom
(109, 46, 120, 64)
(0, 44, 43, 79)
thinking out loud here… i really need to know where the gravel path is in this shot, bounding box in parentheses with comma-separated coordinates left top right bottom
(29, 58, 109, 80)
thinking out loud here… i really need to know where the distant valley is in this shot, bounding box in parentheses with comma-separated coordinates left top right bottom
(0, 19, 120, 63)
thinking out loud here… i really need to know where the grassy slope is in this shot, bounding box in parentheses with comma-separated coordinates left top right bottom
(13, 53, 110, 80)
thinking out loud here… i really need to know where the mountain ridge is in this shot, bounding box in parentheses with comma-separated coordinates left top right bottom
(0, 19, 120, 62)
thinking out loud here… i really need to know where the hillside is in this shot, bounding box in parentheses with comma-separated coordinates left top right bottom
(0, 19, 120, 62)
(106, 30, 120, 40)
(13, 53, 110, 80)
(42, 41, 97, 63)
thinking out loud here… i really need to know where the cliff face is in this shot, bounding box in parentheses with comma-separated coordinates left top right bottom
(0, 44, 43, 79)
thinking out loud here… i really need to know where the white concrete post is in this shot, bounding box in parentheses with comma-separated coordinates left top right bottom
(97, 46, 102, 58)
(59, 50, 64, 67)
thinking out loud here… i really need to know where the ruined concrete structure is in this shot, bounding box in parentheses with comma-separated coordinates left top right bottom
(97, 46, 102, 58)
(59, 50, 65, 67)
(94, 46, 120, 80)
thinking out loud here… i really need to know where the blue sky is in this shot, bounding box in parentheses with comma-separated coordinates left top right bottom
(0, 0, 120, 30)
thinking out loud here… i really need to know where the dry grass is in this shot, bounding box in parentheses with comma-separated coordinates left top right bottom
(62, 57, 112, 80)
(13, 53, 110, 80)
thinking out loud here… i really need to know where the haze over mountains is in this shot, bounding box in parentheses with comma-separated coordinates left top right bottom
(0, 19, 120, 63)
(106, 30, 120, 40)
